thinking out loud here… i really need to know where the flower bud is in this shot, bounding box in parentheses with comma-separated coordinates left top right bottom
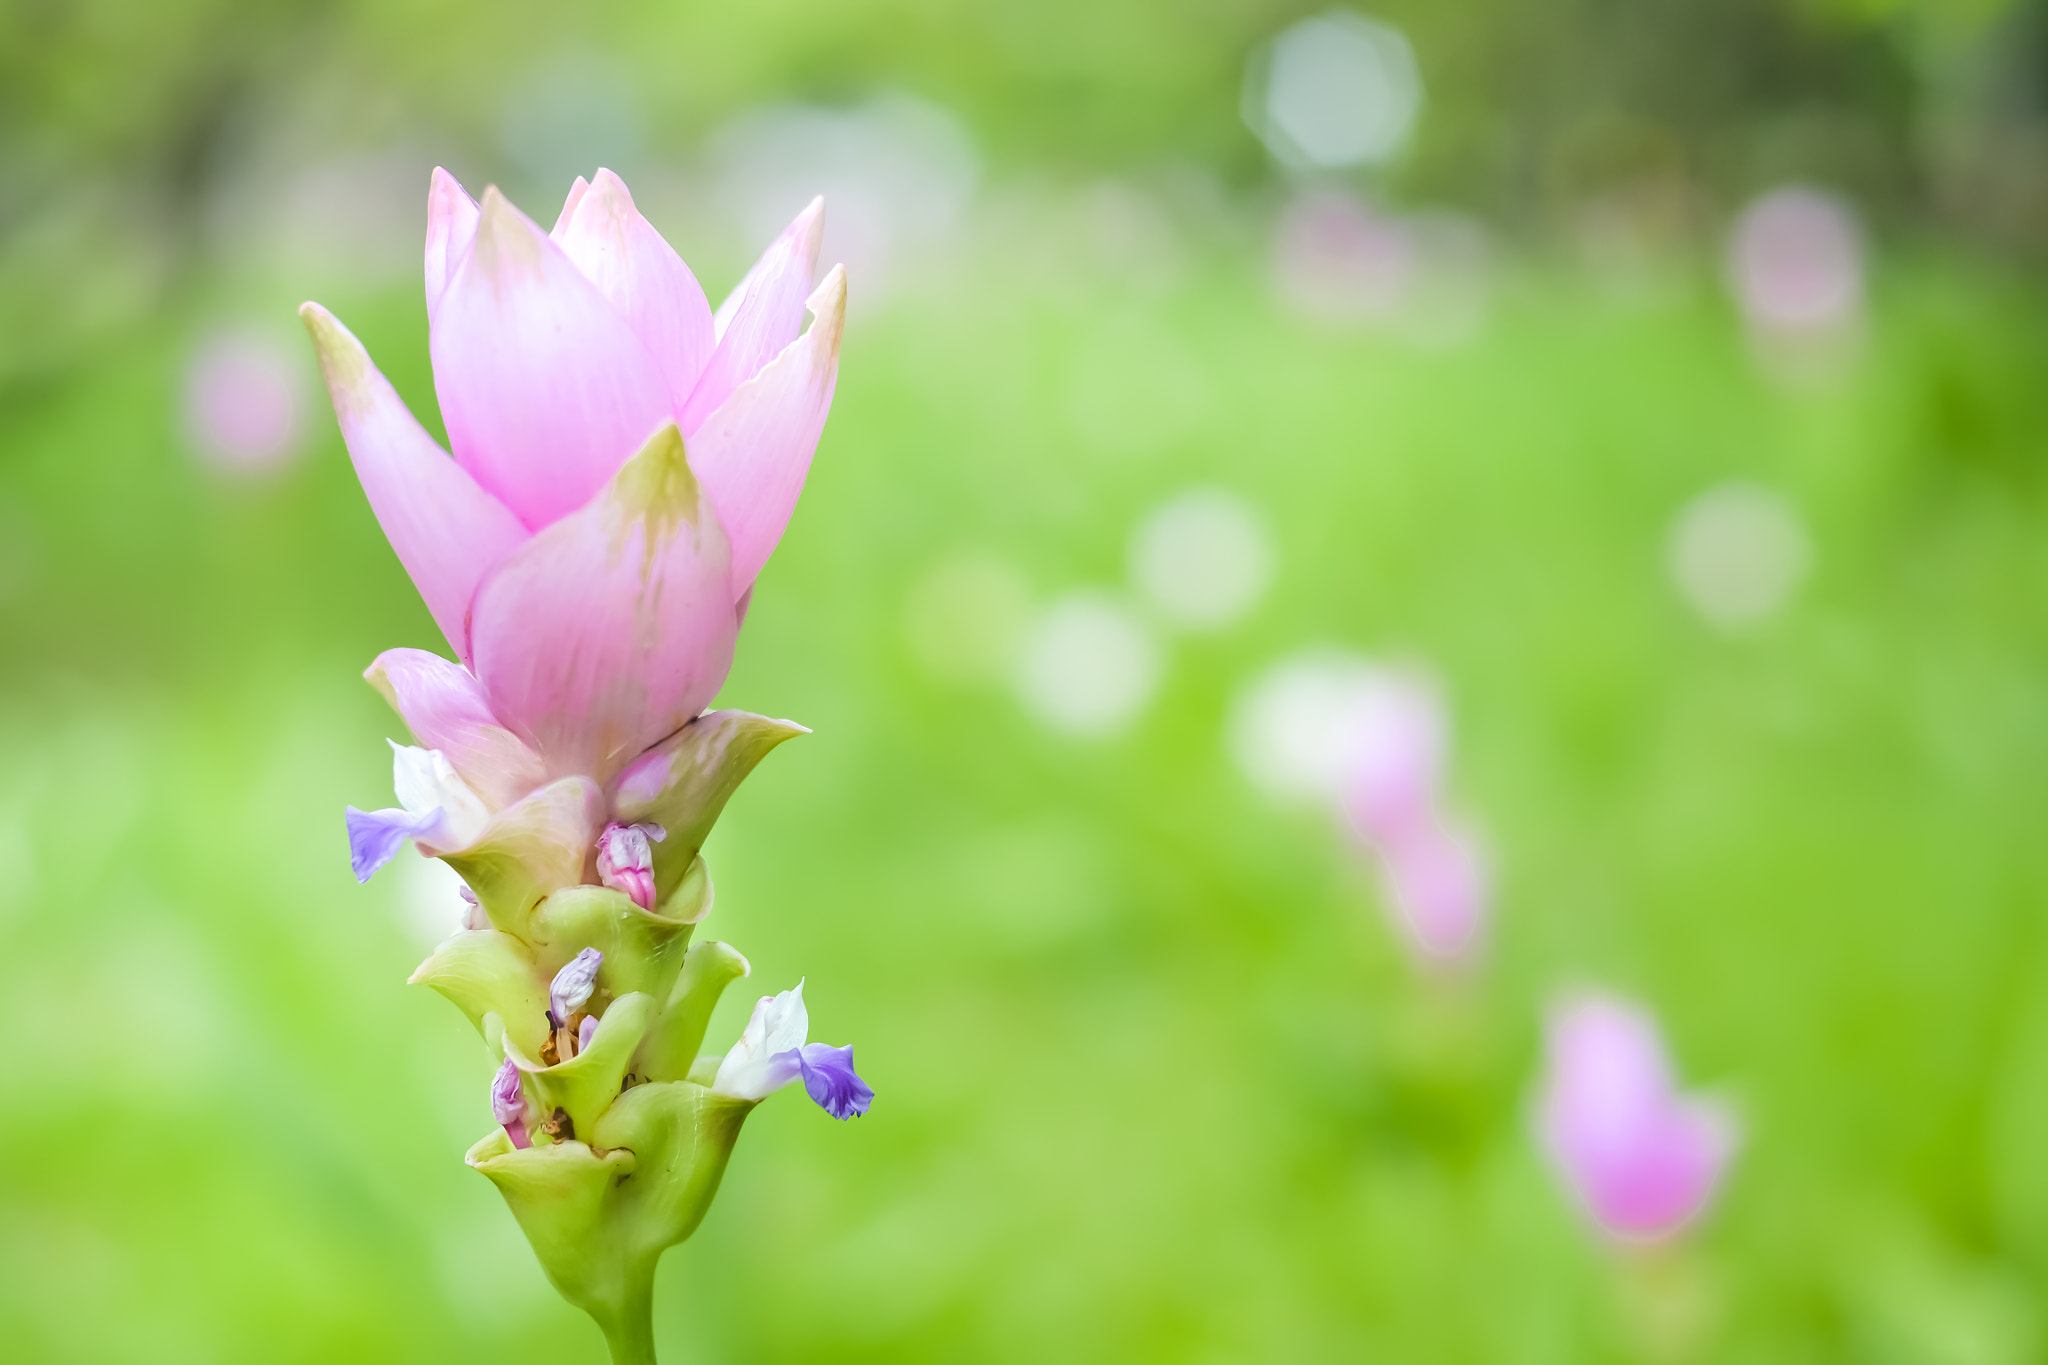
(550, 947, 603, 1025)
(596, 822, 665, 911)
(578, 1014, 599, 1053)
(458, 884, 489, 932)
(491, 1056, 532, 1149)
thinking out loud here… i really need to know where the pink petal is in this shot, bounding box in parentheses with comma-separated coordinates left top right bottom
(1580, 1099, 1733, 1240)
(364, 647, 546, 810)
(425, 168, 480, 318)
(1377, 817, 1487, 962)
(469, 420, 737, 785)
(430, 186, 675, 531)
(679, 196, 824, 435)
(299, 302, 530, 662)
(1539, 994, 1734, 1241)
(550, 175, 591, 238)
(689, 265, 846, 597)
(554, 169, 717, 419)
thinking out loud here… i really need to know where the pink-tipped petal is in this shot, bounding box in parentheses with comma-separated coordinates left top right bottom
(469, 420, 737, 785)
(364, 648, 546, 809)
(554, 169, 717, 417)
(299, 302, 530, 661)
(689, 265, 845, 597)
(550, 175, 591, 239)
(425, 168, 480, 317)
(430, 186, 675, 531)
(680, 196, 824, 435)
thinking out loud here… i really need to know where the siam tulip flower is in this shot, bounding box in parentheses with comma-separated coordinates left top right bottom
(304, 165, 846, 797)
(596, 822, 665, 911)
(303, 169, 867, 1364)
(1539, 994, 1736, 1243)
(713, 981, 874, 1119)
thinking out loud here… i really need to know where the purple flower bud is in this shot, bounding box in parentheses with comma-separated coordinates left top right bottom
(491, 1056, 532, 1149)
(549, 947, 603, 1023)
(794, 1042, 874, 1120)
(458, 884, 488, 931)
(578, 1014, 599, 1053)
(595, 821, 664, 911)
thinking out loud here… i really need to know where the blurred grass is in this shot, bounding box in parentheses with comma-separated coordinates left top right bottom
(5, 207, 2048, 1362)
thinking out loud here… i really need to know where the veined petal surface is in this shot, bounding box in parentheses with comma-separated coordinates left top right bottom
(431, 187, 674, 531)
(690, 265, 845, 597)
(366, 648, 545, 809)
(554, 169, 717, 418)
(680, 197, 824, 435)
(469, 421, 737, 785)
(425, 167, 481, 317)
(300, 302, 529, 660)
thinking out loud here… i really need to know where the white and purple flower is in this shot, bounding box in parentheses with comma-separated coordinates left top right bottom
(345, 740, 492, 882)
(712, 981, 873, 1119)
(491, 1055, 533, 1150)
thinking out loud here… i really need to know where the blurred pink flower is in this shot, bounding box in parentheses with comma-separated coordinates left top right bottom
(184, 329, 306, 471)
(1727, 186, 1863, 337)
(1272, 190, 1412, 324)
(1539, 994, 1735, 1242)
(1336, 669, 1445, 845)
(1374, 816, 1486, 961)
(302, 169, 846, 800)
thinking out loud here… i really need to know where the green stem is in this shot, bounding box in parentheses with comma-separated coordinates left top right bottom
(599, 1277, 658, 1365)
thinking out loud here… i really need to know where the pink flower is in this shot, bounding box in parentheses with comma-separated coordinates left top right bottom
(1374, 817, 1486, 962)
(1539, 994, 1736, 1242)
(302, 169, 846, 797)
(595, 821, 664, 911)
(1335, 668, 1445, 846)
(184, 329, 307, 472)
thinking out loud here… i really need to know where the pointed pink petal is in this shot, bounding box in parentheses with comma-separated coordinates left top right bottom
(554, 169, 717, 417)
(469, 421, 737, 785)
(550, 175, 591, 239)
(300, 302, 530, 661)
(689, 265, 845, 597)
(679, 196, 824, 435)
(425, 168, 480, 317)
(430, 186, 675, 531)
(364, 648, 546, 809)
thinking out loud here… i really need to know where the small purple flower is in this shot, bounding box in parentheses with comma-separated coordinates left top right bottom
(711, 981, 874, 1119)
(578, 1014, 599, 1053)
(595, 821, 665, 911)
(345, 742, 491, 883)
(793, 1043, 873, 1120)
(550, 947, 603, 1024)
(492, 1055, 532, 1149)
(458, 883, 488, 931)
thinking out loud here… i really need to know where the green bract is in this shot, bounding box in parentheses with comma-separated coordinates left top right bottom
(408, 711, 807, 1364)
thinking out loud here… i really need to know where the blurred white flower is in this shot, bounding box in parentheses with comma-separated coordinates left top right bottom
(707, 93, 977, 306)
(1129, 487, 1275, 632)
(182, 328, 306, 473)
(1016, 593, 1161, 737)
(1244, 10, 1424, 170)
(1230, 649, 1399, 804)
(1668, 482, 1811, 630)
(903, 555, 1032, 685)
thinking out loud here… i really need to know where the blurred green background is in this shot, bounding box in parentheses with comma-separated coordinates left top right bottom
(8, 0, 2048, 1360)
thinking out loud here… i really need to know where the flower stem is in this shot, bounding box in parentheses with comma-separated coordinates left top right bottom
(601, 1284, 658, 1365)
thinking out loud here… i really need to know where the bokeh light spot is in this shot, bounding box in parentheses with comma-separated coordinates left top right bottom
(1245, 10, 1424, 170)
(1015, 593, 1161, 737)
(1668, 482, 1811, 629)
(1129, 487, 1275, 632)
